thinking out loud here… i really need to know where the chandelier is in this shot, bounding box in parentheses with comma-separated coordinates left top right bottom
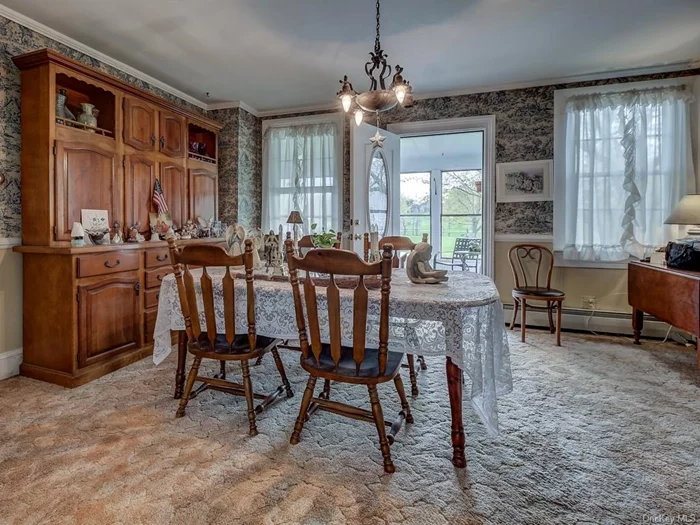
(336, 0, 413, 126)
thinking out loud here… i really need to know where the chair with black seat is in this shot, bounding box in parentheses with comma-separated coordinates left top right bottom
(363, 233, 429, 396)
(508, 244, 566, 346)
(168, 238, 294, 435)
(285, 239, 413, 473)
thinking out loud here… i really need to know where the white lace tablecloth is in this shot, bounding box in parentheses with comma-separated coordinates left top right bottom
(153, 270, 512, 436)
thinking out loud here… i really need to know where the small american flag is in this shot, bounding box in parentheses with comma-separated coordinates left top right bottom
(153, 178, 168, 214)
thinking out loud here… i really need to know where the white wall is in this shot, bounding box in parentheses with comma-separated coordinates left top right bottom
(400, 132, 483, 173)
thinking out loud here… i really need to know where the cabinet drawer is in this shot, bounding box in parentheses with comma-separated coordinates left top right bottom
(145, 248, 171, 268)
(77, 251, 140, 278)
(145, 267, 173, 289)
(144, 308, 157, 344)
(145, 288, 160, 309)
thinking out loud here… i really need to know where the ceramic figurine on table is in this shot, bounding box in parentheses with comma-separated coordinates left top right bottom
(180, 219, 198, 239)
(225, 223, 246, 256)
(127, 223, 145, 243)
(111, 221, 123, 244)
(197, 216, 214, 238)
(264, 230, 283, 269)
(71, 222, 85, 247)
(406, 242, 449, 284)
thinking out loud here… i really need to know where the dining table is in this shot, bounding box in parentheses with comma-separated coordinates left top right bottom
(152, 269, 513, 467)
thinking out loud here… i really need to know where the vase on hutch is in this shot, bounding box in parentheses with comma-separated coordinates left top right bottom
(78, 103, 98, 130)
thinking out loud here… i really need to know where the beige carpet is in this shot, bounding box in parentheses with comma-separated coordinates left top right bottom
(0, 331, 698, 525)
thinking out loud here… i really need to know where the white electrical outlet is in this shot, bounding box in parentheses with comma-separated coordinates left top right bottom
(581, 296, 596, 310)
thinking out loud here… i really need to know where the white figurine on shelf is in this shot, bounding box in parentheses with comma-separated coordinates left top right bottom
(71, 222, 85, 247)
(406, 242, 449, 284)
(225, 223, 246, 257)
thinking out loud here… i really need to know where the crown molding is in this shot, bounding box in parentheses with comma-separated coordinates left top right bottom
(412, 61, 700, 101)
(0, 3, 207, 110)
(256, 102, 339, 118)
(206, 100, 261, 117)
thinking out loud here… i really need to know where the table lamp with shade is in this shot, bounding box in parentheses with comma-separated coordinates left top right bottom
(286, 210, 303, 246)
(664, 194, 700, 240)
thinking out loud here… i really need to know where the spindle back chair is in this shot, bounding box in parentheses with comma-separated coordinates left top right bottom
(168, 238, 293, 435)
(285, 239, 413, 473)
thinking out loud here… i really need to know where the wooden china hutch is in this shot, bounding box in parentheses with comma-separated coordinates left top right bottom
(12, 49, 223, 387)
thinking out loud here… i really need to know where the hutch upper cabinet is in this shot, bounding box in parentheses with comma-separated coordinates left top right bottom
(12, 49, 223, 388)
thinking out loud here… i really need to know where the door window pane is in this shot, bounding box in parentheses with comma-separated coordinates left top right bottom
(441, 170, 482, 254)
(399, 172, 430, 244)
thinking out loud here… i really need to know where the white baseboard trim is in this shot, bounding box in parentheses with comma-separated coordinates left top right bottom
(503, 304, 674, 339)
(0, 348, 23, 380)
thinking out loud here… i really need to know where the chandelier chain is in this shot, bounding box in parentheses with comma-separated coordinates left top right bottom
(375, 0, 381, 51)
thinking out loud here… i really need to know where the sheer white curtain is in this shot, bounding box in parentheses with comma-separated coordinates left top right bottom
(563, 86, 695, 261)
(263, 122, 340, 233)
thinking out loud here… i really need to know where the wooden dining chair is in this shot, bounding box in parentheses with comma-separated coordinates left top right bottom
(508, 244, 566, 346)
(168, 238, 294, 435)
(363, 233, 429, 396)
(285, 240, 413, 473)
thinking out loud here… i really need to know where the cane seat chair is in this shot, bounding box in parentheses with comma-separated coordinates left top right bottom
(285, 240, 413, 473)
(363, 233, 429, 396)
(508, 244, 566, 346)
(168, 238, 294, 435)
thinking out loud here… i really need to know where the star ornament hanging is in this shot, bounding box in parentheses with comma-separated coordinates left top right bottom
(370, 130, 386, 149)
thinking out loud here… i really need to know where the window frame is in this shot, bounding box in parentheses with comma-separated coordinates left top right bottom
(261, 112, 344, 232)
(398, 170, 432, 245)
(553, 76, 700, 269)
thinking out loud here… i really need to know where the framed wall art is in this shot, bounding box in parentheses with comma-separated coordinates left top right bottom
(496, 160, 552, 202)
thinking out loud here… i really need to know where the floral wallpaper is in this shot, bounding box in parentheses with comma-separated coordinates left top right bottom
(0, 15, 205, 239)
(237, 109, 262, 227)
(211, 107, 239, 224)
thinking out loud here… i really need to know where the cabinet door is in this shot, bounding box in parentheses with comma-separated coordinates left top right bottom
(159, 110, 185, 158)
(78, 276, 141, 367)
(189, 168, 217, 221)
(123, 97, 156, 151)
(160, 163, 187, 227)
(125, 155, 156, 235)
(54, 141, 119, 241)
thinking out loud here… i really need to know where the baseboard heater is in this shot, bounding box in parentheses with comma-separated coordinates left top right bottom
(502, 304, 676, 339)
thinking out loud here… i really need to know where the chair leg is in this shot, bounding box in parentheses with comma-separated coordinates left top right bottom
(394, 374, 414, 424)
(271, 347, 294, 398)
(547, 302, 555, 334)
(510, 299, 519, 330)
(219, 360, 226, 380)
(291, 375, 317, 445)
(254, 354, 264, 366)
(406, 354, 419, 396)
(320, 379, 331, 400)
(368, 384, 395, 474)
(241, 360, 258, 437)
(521, 300, 527, 343)
(556, 300, 563, 347)
(176, 356, 201, 418)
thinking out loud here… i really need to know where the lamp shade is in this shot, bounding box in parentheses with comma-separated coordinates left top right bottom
(286, 211, 303, 224)
(665, 194, 700, 225)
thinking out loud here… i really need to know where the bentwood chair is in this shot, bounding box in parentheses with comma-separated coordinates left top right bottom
(508, 244, 566, 346)
(363, 233, 429, 396)
(168, 238, 294, 435)
(285, 240, 413, 473)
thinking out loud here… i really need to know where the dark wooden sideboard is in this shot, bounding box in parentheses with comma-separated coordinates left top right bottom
(11, 49, 223, 387)
(628, 261, 700, 367)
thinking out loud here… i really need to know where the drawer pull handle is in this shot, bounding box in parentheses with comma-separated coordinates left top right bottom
(156, 254, 168, 262)
(104, 259, 121, 268)
(157, 274, 163, 281)
(156, 293, 160, 301)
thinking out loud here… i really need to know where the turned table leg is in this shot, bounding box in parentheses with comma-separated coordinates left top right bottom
(632, 308, 644, 345)
(174, 331, 188, 399)
(446, 357, 466, 468)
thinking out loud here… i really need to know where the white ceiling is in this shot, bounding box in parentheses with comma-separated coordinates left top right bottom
(3, 0, 700, 112)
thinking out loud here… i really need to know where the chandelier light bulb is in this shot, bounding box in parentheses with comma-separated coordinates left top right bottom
(341, 94, 352, 113)
(354, 110, 364, 126)
(394, 85, 406, 104)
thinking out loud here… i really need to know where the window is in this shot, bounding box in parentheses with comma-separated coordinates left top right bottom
(262, 115, 342, 232)
(399, 172, 431, 244)
(554, 80, 697, 263)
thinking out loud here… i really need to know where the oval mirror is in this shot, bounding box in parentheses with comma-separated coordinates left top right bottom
(368, 149, 389, 236)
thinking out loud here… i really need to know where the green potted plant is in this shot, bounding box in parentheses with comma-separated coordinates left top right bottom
(310, 223, 338, 248)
